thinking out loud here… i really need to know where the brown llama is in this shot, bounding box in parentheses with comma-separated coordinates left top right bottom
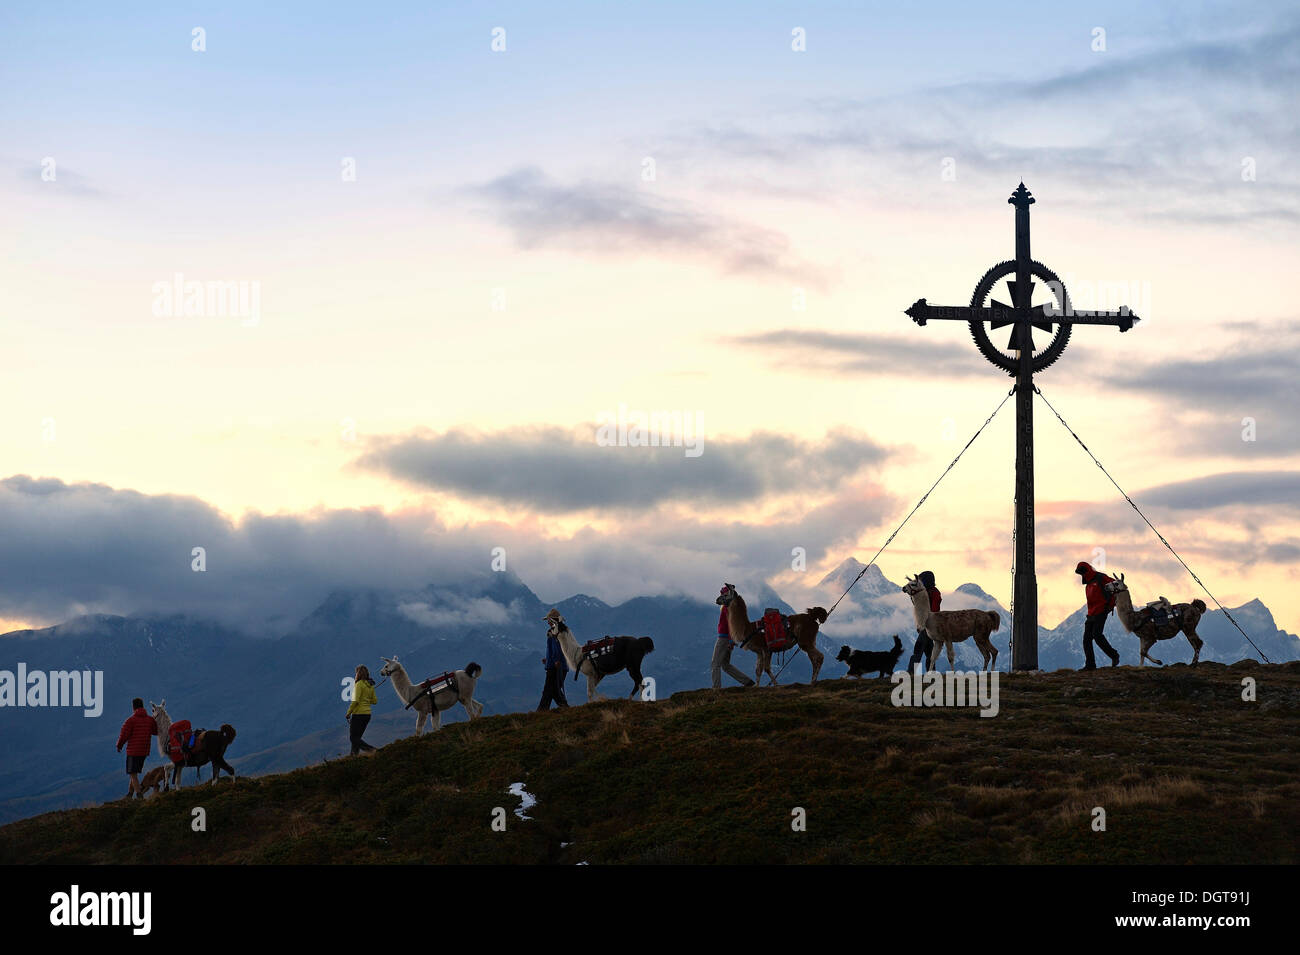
(902, 575, 1001, 671)
(716, 583, 827, 684)
(1104, 573, 1205, 666)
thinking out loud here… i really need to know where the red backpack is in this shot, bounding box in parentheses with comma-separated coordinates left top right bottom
(167, 719, 193, 764)
(762, 609, 791, 651)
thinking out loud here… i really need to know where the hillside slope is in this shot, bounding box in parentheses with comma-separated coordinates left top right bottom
(2, 662, 1297, 865)
(5, 559, 1295, 824)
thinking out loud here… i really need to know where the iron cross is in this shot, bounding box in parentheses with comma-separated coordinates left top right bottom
(903, 183, 1140, 670)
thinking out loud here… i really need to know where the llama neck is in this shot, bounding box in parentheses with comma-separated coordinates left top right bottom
(553, 626, 581, 670)
(727, 598, 749, 635)
(908, 589, 932, 629)
(154, 710, 171, 757)
(1113, 589, 1136, 631)
(388, 666, 417, 702)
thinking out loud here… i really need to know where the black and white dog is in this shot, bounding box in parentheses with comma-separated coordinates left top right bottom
(837, 636, 903, 678)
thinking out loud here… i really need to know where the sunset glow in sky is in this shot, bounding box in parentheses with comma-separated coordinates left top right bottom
(2, 1, 1297, 638)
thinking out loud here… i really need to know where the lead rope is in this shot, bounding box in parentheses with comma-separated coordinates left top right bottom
(1035, 385, 1270, 664)
(824, 387, 1016, 620)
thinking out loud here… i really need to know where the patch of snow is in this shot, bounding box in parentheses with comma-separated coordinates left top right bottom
(508, 781, 536, 820)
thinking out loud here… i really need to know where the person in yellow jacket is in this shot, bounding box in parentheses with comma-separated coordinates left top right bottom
(346, 664, 379, 756)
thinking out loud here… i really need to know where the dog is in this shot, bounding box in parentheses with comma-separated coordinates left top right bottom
(837, 635, 903, 678)
(139, 765, 169, 796)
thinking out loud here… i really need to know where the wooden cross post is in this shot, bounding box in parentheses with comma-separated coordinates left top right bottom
(904, 183, 1139, 670)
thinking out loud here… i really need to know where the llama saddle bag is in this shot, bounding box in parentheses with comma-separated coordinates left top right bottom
(759, 609, 791, 652)
(408, 671, 458, 708)
(579, 636, 619, 673)
(1139, 597, 1180, 628)
(166, 719, 194, 764)
(1140, 604, 1180, 628)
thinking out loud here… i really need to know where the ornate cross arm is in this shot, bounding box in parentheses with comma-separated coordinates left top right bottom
(905, 299, 1139, 332)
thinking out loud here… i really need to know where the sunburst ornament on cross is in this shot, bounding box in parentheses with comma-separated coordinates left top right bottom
(904, 183, 1140, 670)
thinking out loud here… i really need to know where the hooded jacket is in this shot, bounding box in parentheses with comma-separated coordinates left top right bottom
(116, 707, 158, 757)
(346, 679, 377, 717)
(1076, 562, 1116, 617)
(919, 571, 942, 613)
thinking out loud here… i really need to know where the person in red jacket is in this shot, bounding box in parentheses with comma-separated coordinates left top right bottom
(908, 570, 942, 674)
(116, 697, 158, 799)
(712, 586, 755, 688)
(1076, 561, 1120, 669)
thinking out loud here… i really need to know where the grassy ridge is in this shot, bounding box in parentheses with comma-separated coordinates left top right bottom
(2, 661, 1297, 864)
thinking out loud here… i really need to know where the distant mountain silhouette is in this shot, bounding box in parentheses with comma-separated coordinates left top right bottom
(1, 561, 1294, 822)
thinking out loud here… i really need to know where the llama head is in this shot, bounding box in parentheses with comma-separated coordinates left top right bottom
(150, 700, 166, 719)
(836, 645, 852, 662)
(1104, 575, 1128, 595)
(716, 584, 737, 606)
(901, 578, 924, 596)
(378, 657, 401, 678)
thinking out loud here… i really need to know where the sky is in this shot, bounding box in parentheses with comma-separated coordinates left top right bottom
(1, 0, 1297, 638)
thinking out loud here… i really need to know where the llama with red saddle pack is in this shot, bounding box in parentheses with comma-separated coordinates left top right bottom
(149, 700, 237, 787)
(543, 609, 655, 702)
(716, 584, 828, 685)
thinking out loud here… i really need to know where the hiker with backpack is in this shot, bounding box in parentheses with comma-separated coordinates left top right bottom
(1076, 561, 1121, 669)
(908, 570, 942, 674)
(345, 665, 378, 755)
(712, 585, 755, 688)
(537, 625, 569, 709)
(115, 697, 158, 800)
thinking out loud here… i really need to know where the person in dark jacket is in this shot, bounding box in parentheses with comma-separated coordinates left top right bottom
(1076, 561, 1120, 669)
(712, 586, 755, 688)
(908, 570, 942, 674)
(116, 697, 158, 799)
(538, 629, 569, 709)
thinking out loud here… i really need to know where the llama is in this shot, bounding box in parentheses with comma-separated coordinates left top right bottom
(716, 584, 827, 684)
(1104, 574, 1206, 666)
(543, 609, 655, 702)
(902, 576, 1001, 671)
(378, 657, 483, 733)
(150, 700, 237, 787)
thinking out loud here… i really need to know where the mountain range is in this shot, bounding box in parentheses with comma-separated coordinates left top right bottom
(2, 558, 1295, 823)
